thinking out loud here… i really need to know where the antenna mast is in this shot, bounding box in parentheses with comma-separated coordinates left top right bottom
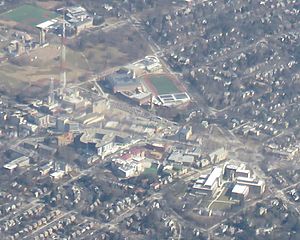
(60, 8, 67, 92)
(49, 77, 55, 105)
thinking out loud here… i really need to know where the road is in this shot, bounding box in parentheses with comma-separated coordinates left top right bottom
(3, 3, 299, 239)
(102, 20, 128, 32)
(0, 138, 145, 238)
(25, 211, 75, 239)
(206, 193, 273, 235)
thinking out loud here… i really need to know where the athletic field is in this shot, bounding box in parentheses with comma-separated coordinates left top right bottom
(144, 74, 180, 95)
(0, 4, 58, 27)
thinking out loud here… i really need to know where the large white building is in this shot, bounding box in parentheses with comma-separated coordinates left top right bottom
(192, 167, 223, 197)
(231, 184, 249, 201)
(78, 129, 116, 159)
(236, 177, 265, 195)
(112, 157, 149, 178)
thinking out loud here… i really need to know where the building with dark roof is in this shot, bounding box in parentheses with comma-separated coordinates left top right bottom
(106, 68, 141, 93)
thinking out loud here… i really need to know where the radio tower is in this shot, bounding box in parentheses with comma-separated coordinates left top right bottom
(60, 9, 67, 92)
(48, 77, 55, 105)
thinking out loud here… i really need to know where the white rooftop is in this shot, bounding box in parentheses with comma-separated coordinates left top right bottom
(36, 19, 58, 29)
(3, 163, 18, 170)
(204, 167, 222, 187)
(236, 176, 256, 183)
(50, 170, 65, 178)
(225, 164, 239, 170)
(232, 184, 249, 195)
(131, 92, 152, 100)
(236, 169, 250, 173)
(195, 179, 205, 184)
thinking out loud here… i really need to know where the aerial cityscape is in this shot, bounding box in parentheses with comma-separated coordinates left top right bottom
(0, 0, 299, 239)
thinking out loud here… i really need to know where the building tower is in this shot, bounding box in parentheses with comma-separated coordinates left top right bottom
(36, 25, 46, 46)
(40, 29, 46, 45)
(60, 10, 67, 92)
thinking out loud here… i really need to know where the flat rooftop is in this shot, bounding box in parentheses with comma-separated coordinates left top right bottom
(232, 184, 249, 195)
(204, 167, 223, 187)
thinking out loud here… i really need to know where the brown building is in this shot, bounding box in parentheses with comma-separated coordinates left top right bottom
(56, 132, 74, 146)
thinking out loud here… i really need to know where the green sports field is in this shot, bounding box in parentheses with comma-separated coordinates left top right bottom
(148, 74, 180, 95)
(0, 4, 58, 27)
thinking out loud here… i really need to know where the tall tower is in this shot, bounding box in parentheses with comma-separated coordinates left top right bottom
(60, 10, 67, 92)
(48, 77, 55, 105)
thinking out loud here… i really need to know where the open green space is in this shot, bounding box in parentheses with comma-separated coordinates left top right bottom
(148, 75, 179, 95)
(209, 201, 233, 211)
(0, 4, 58, 27)
(143, 166, 158, 175)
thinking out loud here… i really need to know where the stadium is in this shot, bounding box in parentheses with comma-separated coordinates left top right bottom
(0, 4, 58, 27)
(142, 73, 190, 106)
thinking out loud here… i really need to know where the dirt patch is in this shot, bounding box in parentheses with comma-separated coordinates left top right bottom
(0, 43, 91, 94)
(35, 1, 62, 10)
(0, 19, 17, 27)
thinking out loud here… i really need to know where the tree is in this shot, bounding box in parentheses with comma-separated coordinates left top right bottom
(174, 113, 184, 123)
(93, 16, 105, 26)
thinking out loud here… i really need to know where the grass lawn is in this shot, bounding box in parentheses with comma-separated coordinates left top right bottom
(143, 167, 158, 175)
(209, 201, 232, 211)
(0, 4, 58, 27)
(149, 75, 179, 95)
